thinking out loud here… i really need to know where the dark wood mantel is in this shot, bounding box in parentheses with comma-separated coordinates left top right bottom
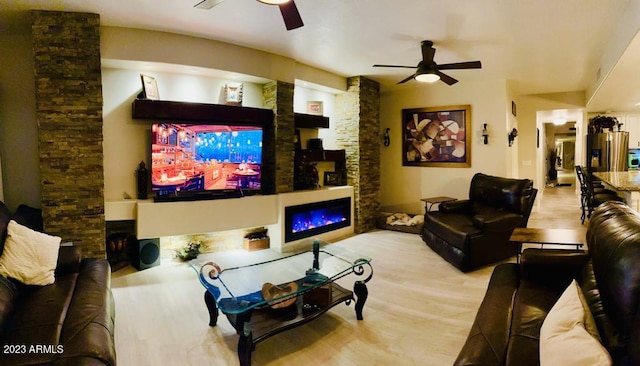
(132, 99, 274, 125)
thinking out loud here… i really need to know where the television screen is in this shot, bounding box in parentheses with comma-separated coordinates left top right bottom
(151, 123, 263, 196)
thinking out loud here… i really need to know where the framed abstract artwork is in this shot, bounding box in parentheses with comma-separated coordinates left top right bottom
(402, 105, 471, 167)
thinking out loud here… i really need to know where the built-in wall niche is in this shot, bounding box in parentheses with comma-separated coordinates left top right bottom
(131, 99, 277, 197)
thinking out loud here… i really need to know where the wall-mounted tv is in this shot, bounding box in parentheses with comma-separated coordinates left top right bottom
(151, 123, 263, 200)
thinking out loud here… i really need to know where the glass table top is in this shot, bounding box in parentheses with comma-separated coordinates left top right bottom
(189, 239, 371, 314)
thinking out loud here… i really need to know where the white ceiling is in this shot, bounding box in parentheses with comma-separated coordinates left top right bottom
(1, 0, 639, 111)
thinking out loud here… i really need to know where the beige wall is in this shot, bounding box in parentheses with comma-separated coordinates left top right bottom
(0, 32, 39, 211)
(378, 79, 512, 214)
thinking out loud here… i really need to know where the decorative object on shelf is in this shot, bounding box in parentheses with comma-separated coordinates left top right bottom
(294, 160, 319, 190)
(307, 101, 323, 115)
(224, 83, 243, 105)
(511, 101, 517, 117)
(383, 128, 390, 147)
(402, 105, 471, 168)
(482, 123, 489, 145)
(140, 74, 160, 100)
(243, 228, 270, 251)
(294, 129, 302, 151)
(176, 241, 202, 261)
(508, 128, 518, 147)
(136, 160, 148, 199)
(308, 138, 323, 151)
(324, 171, 341, 186)
(588, 115, 619, 133)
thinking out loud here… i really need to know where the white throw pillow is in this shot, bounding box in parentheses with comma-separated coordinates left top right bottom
(0, 220, 61, 286)
(540, 279, 612, 366)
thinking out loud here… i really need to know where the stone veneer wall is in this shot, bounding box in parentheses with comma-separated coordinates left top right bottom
(31, 11, 106, 258)
(336, 76, 381, 233)
(263, 81, 295, 194)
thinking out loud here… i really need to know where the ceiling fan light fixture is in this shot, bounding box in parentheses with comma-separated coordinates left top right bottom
(414, 63, 440, 83)
(257, 0, 290, 4)
(415, 73, 440, 83)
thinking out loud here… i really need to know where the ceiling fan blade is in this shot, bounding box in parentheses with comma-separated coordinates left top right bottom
(373, 64, 417, 69)
(194, 0, 225, 9)
(279, 0, 304, 30)
(397, 74, 416, 84)
(436, 71, 458, 85)
(438, 61, 482, 70)
(421, 40, 436, 63)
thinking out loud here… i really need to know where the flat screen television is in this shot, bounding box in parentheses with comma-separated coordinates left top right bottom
(151, 122, 263, 199)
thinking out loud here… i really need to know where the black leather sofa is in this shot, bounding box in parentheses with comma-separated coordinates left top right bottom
(455, 201, 640, 365)
(0, 201, 116, 365)
(420, 173, 537, 272)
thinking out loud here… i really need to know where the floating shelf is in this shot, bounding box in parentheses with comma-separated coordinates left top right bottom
(295, 149, 345, 162)
(132, 99, 273, 125)
(294, 113, 329, 129)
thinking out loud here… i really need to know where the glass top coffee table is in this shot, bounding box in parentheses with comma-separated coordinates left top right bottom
(189, 240, 373, 366)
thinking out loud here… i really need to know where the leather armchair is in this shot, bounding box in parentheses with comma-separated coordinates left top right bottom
(420, 173, 537, 272)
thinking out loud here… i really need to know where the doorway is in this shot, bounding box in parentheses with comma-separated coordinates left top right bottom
(544, 121, 576, 187)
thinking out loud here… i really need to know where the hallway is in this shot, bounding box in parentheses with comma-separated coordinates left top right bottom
(529, 168, 586, 234)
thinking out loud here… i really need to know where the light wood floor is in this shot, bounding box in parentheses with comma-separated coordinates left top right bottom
(112, 179, 584, 366)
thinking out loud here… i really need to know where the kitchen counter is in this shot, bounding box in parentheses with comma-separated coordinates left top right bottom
(593, 171, 640, 211)
(593, 171, 640, 191)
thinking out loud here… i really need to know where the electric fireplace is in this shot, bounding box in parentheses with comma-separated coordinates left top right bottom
(284, 197, 351, 242)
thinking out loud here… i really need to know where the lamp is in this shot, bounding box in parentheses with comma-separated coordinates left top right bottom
(414, 62, 440, 83)
(383, 128, 390, 147)
(508, 128, 518, 147)
(553, 117, 566, 126)
(482, 123, 489, 144)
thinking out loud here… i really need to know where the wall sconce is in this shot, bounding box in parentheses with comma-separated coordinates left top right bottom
(383, 128, 390, 147)
(482, 123, 489, 144)
(508, 128, 518, 147)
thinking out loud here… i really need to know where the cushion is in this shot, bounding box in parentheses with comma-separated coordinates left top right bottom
(0, 220, 61, 286)
(540, 279, 612, 366)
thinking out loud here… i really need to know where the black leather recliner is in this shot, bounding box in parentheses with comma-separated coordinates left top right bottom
(420, 173, 537, 272)
(455, 201, 640, 365)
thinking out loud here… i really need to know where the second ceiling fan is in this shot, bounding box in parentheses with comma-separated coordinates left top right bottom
(374, 40, 482, 85)
(194, 0, 304, 31)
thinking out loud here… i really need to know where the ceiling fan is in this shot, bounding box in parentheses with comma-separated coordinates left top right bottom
(194, 0, 304, 31)
(373, 40, 482, 85)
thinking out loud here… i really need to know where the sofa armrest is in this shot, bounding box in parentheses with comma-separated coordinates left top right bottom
(440, 199, 471, 214)
(454, 263, 519, 366)
(520, 248, 589, 287)
(55, 245, 83, 275)
(472, 212, 522, 232)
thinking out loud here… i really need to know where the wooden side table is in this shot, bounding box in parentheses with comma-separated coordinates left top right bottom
(421, 196, 457, 212)
(509, 227, 585, 263)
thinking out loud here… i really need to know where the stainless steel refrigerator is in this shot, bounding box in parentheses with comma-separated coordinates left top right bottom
(586, 131, 629, 172)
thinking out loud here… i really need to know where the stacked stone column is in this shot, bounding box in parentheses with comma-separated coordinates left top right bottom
(31, 11, 106, 258)
(336, 77, 381, 233)
(263, 81, 295, 194)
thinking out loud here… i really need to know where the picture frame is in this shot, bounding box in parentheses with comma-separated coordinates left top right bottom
(224, 83, 243, 105)
(512, 101, 517, 117)
(402, 105, 471, 168)
(140, 74, 160, 100)
(324, 171, 340, 186)
(307, 101, 323, 115)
